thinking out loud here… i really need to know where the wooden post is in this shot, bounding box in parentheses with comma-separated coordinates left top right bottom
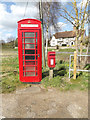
(39, 0, 46, 67)
(73, 51, 77, 79)
(49, 68, 53, 80)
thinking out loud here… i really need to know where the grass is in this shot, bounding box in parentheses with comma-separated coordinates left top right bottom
(41, 60, 89, 91)
(1, 48, 89, 93)
(48, 48, 87, 52)
(42, 52, 89, 91)
(1, 55, 27, 93)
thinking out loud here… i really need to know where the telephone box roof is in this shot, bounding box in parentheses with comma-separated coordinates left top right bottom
(18, 18, 41, 23)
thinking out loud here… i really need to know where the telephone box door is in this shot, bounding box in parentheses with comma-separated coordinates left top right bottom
(19, 29, 42, 82)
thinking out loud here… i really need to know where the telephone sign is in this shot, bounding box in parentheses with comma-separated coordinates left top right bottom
(17, 19, 42, 82)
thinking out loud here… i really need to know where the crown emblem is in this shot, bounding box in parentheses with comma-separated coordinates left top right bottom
(28, 20, 31, 23)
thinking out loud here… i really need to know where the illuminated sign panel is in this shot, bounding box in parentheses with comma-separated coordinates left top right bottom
(21, 24, 38, 27)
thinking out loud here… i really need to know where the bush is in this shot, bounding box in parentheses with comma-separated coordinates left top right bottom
(84, 64, 90, 70)
(42, 76, 63, 88)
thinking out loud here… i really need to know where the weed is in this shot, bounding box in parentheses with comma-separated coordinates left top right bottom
(1, 48, 89, 93)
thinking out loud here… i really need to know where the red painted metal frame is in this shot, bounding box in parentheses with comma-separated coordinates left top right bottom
(48, 51, 56, 68)
(18, 19, 42, 82)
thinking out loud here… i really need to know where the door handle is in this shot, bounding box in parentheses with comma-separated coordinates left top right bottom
(38, 54, 40, 57)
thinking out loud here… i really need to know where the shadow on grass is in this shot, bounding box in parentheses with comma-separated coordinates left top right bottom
(42, 71, 49, 79)
(54, 69, 67, 77)
(42, 66, 67, 79)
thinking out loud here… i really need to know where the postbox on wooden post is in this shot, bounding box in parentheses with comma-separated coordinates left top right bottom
(47, 52, 56, 79)
(17, 19, 42, 83)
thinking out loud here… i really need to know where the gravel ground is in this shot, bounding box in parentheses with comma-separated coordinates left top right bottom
(1, 85, 88, 118)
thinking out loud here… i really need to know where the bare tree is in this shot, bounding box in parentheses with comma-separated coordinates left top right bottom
(0, 40, 5, 44)
(39, 0, 46, 67)
(42, 2, 61, 58)
(59, 0, 89, 53)
(7, 36, 16, 48)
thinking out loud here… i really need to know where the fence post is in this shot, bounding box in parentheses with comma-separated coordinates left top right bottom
(73, 51, 77, 79)
(49, 68, 53, 80)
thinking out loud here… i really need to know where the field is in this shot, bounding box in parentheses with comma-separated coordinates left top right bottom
(1, 48, 89, 93)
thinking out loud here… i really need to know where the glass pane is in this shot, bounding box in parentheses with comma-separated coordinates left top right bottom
(25, 61, 35, 65)
(36, 32, 37, 37)
(22, 32, 23, 37)
(25, 50, 35, 54)
(23, 72, 25, 76)
(22, 38, 24, 43)
(25, 32, 35, 37)
(36, 44, 37, 49)
(23, 50, 24, 54)
(23, 56, 24, 60)
(36, 61, 37, 65)
(36, 72, 38, 76)
(36, 55, 38, 60)
(23, 61, 24, 65)
(36, 38, 37, 43)
(23, 66, 24, 70)
(25, 56, 35, 60)
(22, 44, 24, 49)
(26, 72, 35, 76)
(25, 44, 35, 49)
(36, 50, 37, 54)
(36, 66, 37, 70)
(24, 66, 35, 71)
(25, 38, 35, 43)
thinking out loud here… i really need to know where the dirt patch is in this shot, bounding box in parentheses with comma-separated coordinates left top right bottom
(2, 85, 88, 118)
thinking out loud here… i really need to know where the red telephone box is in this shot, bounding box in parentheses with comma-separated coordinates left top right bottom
(17, 19, 42, 82)
(48, 52, 55, 68)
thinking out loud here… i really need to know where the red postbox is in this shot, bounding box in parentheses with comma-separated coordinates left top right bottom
(48, 52, 55, 68)
(17, 18, 42, 82)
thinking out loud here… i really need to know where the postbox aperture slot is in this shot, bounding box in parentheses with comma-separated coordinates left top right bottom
(49, 54, 55, 56)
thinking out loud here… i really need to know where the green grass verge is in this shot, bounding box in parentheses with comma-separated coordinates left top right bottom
(1, 49, 89, 93)
(1, 56, 27, 93)
(48, 48, 87, 52)
(41, 61, 89, 91)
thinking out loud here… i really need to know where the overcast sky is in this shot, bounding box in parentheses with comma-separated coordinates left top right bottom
(0, 0, 88, 42)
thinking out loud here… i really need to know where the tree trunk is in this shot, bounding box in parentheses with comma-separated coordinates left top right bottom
(75, 28, 79, 69)
(45, 27, 48, 59)
(85, 44, 89, 65)
(39, 0, 46, 67)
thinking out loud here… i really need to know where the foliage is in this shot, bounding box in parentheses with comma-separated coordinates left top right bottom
(42, 60, 89, 91)
(1, 55, 27, 93)
(84, 64, 90, 70)
(59, 0, 89, 52)
(1, 48, 89, 93)
(2, 38, 18, 49)
(48, 48, 87, 52)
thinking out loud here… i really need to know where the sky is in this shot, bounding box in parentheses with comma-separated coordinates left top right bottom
(0, 0, 88, 42)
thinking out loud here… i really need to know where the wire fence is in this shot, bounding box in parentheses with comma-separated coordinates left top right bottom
(1, 55, 19, 74)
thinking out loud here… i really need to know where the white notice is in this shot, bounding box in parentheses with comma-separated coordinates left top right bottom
(51, 59, 54, 65)
(21, 24, 38, 27)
